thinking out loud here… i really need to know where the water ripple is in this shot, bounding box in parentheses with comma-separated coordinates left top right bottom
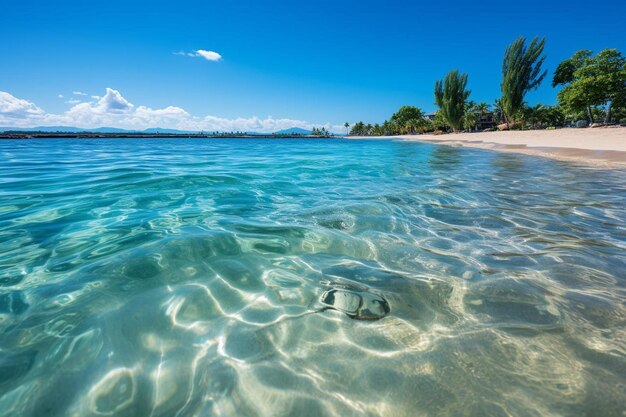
(0, 138, 625, 417)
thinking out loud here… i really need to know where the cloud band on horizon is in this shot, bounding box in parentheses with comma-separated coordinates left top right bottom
(0, 89, 341, 133)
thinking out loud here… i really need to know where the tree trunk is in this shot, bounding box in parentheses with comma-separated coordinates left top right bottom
(587, 106, 594, 125)
(604, 102, 612, 124)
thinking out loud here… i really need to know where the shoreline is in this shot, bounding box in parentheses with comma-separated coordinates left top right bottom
(347, 127, 626, 168)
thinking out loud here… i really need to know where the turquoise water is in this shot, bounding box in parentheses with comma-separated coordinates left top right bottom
(1, 138, 625, 417)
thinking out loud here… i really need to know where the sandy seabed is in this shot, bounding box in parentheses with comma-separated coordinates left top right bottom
(349, 127, 626, 167)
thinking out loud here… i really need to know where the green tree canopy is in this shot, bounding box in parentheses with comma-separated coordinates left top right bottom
(434, 70, 470, 132)
(381, 120, 393, 135)
(523, 104, 565, 128)
(349, 121, 367, 136)
(432, 111, 449, 131)
(390, 106, 424, 126)
(311, 127, 330, 136)
(371, 123, 384, 136)
(388, 106, 425, 135)
(500, 36, 547, 125)
(555, 48, 626, 123)
(552, 50, 593, 87)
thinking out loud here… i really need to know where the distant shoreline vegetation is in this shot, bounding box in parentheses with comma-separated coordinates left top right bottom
(347, 37, 626, 137)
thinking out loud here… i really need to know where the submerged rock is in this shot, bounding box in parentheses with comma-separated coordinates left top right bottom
(320, 288, 390, 321)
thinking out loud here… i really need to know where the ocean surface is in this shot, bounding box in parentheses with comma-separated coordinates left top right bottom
(1, 138, 625, 417)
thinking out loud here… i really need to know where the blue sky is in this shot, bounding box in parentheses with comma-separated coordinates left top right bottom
(1, 0, 625, 131)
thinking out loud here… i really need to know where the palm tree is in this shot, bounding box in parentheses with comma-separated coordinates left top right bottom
(344, 122, 350, 135)
(464, 101, 492, 131)
(501, 36, 547, 127)
(463, 101, 478, 131)
(372, 123, 383, 136)
(382, 120, 391, 135)
(351, 121, 366, 136)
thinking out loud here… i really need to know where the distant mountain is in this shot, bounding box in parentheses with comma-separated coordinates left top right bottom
(273, 127, 311, 135)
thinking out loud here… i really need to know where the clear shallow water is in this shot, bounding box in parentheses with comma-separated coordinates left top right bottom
(1, 138, 625, 417)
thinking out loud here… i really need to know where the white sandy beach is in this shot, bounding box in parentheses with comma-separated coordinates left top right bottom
(349, 127, 626, 167)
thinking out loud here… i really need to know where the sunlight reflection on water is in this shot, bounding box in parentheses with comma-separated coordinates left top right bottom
(0, 138, 625, 417)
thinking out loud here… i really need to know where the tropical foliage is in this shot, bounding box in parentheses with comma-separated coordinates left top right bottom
(500, 36, 547, 126)
(464, 101, 491, 131)
(554, 49, 626, 124)
(522, 104, 565, 129)
(310, 127, 331, 136)
(345, 38, 624, 137)
(434, 70, 471, 132)
(390, 106, 426, 134)
(349, 106, 430, 136)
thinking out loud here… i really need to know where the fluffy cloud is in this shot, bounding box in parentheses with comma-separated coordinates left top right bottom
(0, 88, 340, 132)
(135, 105, 189, 118)
(0, 92, 45, 126)
(195, 50, 222, 62)
(96, 88, 133, 112)
(61, 88, 133, 126)
(176, 50, 222, 62)
(73, 91, 88, 96)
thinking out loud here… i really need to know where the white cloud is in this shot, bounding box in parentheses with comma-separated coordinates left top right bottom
(66, 99, 82, 104)
(135, 105, 189, 118)
(176, 49, 222, 62)
(97, 88, 133, 113)
(0, 91, 45, 119)
(195, 50, 222, 62)
(62, 88, 134, 126)
(73, 91, 88, 96)
(0, 88, 340, 132)
(58, 94, 64, 98)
